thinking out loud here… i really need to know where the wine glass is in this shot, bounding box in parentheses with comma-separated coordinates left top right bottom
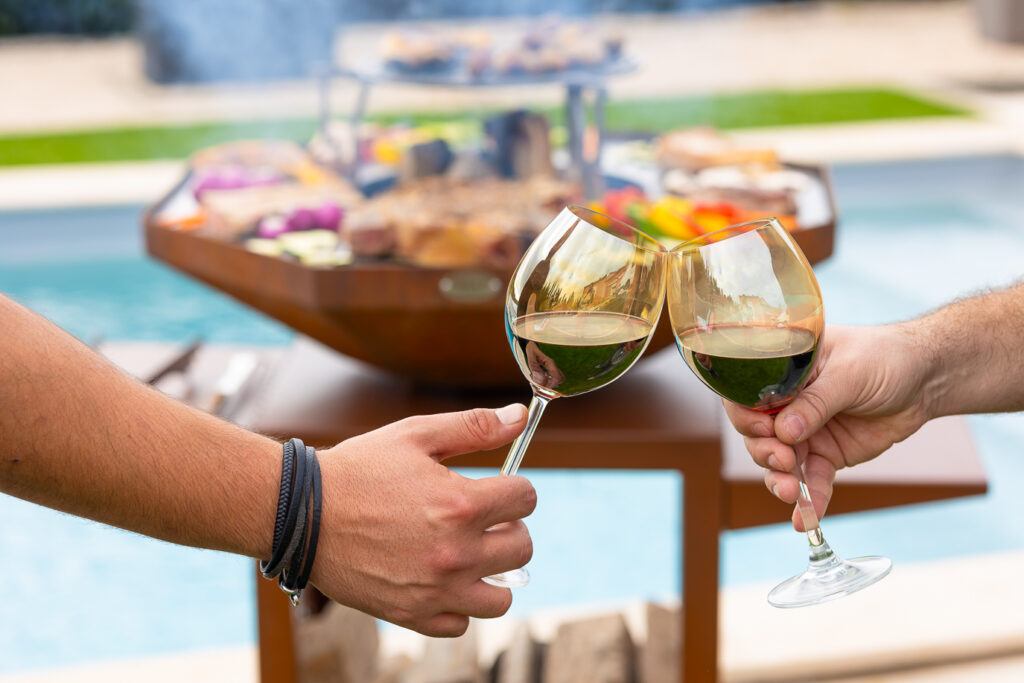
(666, 217, 892, 607)
(483, 205, 667, 588)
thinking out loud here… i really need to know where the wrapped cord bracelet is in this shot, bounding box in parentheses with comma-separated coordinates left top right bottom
(260, 438, 322, 605)
(265, 440, 294, 566)
(282, 446, 322, 598)
(260, 439, 306, 578)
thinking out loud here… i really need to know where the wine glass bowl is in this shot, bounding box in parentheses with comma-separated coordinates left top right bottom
(668, 218, 824, 414)
(666, 217, 891, 607)
(485, 205, 667, 588)
(507, 206, 667, 400)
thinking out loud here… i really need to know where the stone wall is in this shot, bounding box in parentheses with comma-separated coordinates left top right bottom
(294, 601, 681, 683)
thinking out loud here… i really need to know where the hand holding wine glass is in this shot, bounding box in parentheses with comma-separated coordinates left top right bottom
(666, 217, 892, 607)
(723, 322, 938, 529)
(484, 205, 667, 588)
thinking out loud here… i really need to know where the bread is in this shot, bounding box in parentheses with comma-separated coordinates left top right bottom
(656, 127, 779, 172)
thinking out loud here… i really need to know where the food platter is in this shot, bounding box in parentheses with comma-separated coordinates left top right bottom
(144, 163, 836, 388)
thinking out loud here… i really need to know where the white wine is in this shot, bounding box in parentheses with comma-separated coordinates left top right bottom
(508, 310, 653, 397)
(675, 324, 817, 412)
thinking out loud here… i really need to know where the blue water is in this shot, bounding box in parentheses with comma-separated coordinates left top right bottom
(3, 156, 1024, 673)
(0, 205, 293, 345)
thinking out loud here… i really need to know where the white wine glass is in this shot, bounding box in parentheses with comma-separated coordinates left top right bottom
(484, 205, 667, 588)
(666, 217, 892, 607)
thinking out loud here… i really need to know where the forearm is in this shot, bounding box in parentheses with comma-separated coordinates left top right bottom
(0, 294, 279, 559)
(909, 281, 1024, 418)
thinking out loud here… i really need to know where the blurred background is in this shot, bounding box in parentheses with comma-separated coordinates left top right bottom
(5, 0, 1024, 681)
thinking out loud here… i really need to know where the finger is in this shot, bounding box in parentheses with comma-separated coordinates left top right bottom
(764, 469, 828, 532)
(791, 486, 832, 532)
(764, 453, 835, 532)
(402, 406, 529, 460)
(468, 475, 538, 529)
(802, 452, 836, 519)
(773, 370, 856, 446)
(723, 400, 775, 439)
(743, 436, 797, 472)
(475, 520, 533, 576)
(445, 581, 515, 620)
(764, 470, 810, 533)
(416, 612, 470, 638)
(764, 469, 801, 503)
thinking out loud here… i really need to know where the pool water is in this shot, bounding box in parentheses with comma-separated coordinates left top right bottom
(3, 155, 1024, 674)
(0, 205, 293, 346)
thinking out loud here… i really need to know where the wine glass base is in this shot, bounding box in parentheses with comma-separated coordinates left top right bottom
(482, 567, 530, 588)
(768, 555, 892, 608)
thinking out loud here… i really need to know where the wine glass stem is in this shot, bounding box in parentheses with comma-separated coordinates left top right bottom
(792, 443, 833, 561)
(500, 394, 550, 476)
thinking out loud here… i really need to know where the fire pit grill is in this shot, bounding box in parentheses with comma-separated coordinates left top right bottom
(316, 56, 638, 198)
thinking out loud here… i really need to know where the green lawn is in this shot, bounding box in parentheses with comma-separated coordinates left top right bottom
(0, 87, 969, 166)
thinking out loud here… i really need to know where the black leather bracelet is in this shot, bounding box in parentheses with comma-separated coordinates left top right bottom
(278, 441, 312, 578)
(283, 446, 322, 600)
(280, 445, 314, 590)
(271, 440, 294, 550)
(260, 438, 308, 579)
(267, 438, 307, 578)
(261, 440, 323, 606)
(259, 439, 296, 579)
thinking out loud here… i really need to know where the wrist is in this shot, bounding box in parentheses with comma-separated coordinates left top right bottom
(235, 434, 283, 561)
(898, 314, 950, 421)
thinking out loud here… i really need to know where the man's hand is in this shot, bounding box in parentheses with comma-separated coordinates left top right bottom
(723, 325, 933, 530)
(0, 294, 535, 638)
(310, 404, 535, 637)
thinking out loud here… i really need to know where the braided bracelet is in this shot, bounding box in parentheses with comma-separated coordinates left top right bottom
(260, 438, 322, 605)
(259, 439, 306, 578)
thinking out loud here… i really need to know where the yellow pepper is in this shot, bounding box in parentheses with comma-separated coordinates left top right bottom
(649, 196, 698, 240)
(690, 208, 732, 235)
(373, 139, 403, 165)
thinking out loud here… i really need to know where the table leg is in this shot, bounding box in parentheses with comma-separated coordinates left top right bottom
(682, 452, 722, 682)
(255, 563, 298, 683)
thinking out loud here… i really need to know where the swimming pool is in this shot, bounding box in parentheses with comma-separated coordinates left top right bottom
(3, 155, 1024, 674)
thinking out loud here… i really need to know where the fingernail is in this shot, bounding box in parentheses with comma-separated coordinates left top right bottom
(496, 403, 526, 425)
(752, 422, 771, 437)
(767, 454, 782, 471)
(771, 484, 780, 499)
(783, 415, 806, 442)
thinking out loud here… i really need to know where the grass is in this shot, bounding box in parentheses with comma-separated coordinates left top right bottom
(0, 87, 969, 166)
(0, 119, 320, 167)
(601, 88, 969, 132)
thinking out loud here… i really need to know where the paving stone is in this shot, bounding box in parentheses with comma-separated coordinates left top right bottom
(295, 601, 379, 683)
(375, 653, 417, 683)
(640, 603, 681, 683)
(409, 623, 483, 683)
(542, 613, 636, 683)
(495, 622, 542, 683)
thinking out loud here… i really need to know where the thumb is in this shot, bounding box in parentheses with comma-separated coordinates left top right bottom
(412, 404, 528, 460)
(775, 375, 853, 445)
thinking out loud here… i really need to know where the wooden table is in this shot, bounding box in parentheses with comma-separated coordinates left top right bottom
(237, 337, 987, 683)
